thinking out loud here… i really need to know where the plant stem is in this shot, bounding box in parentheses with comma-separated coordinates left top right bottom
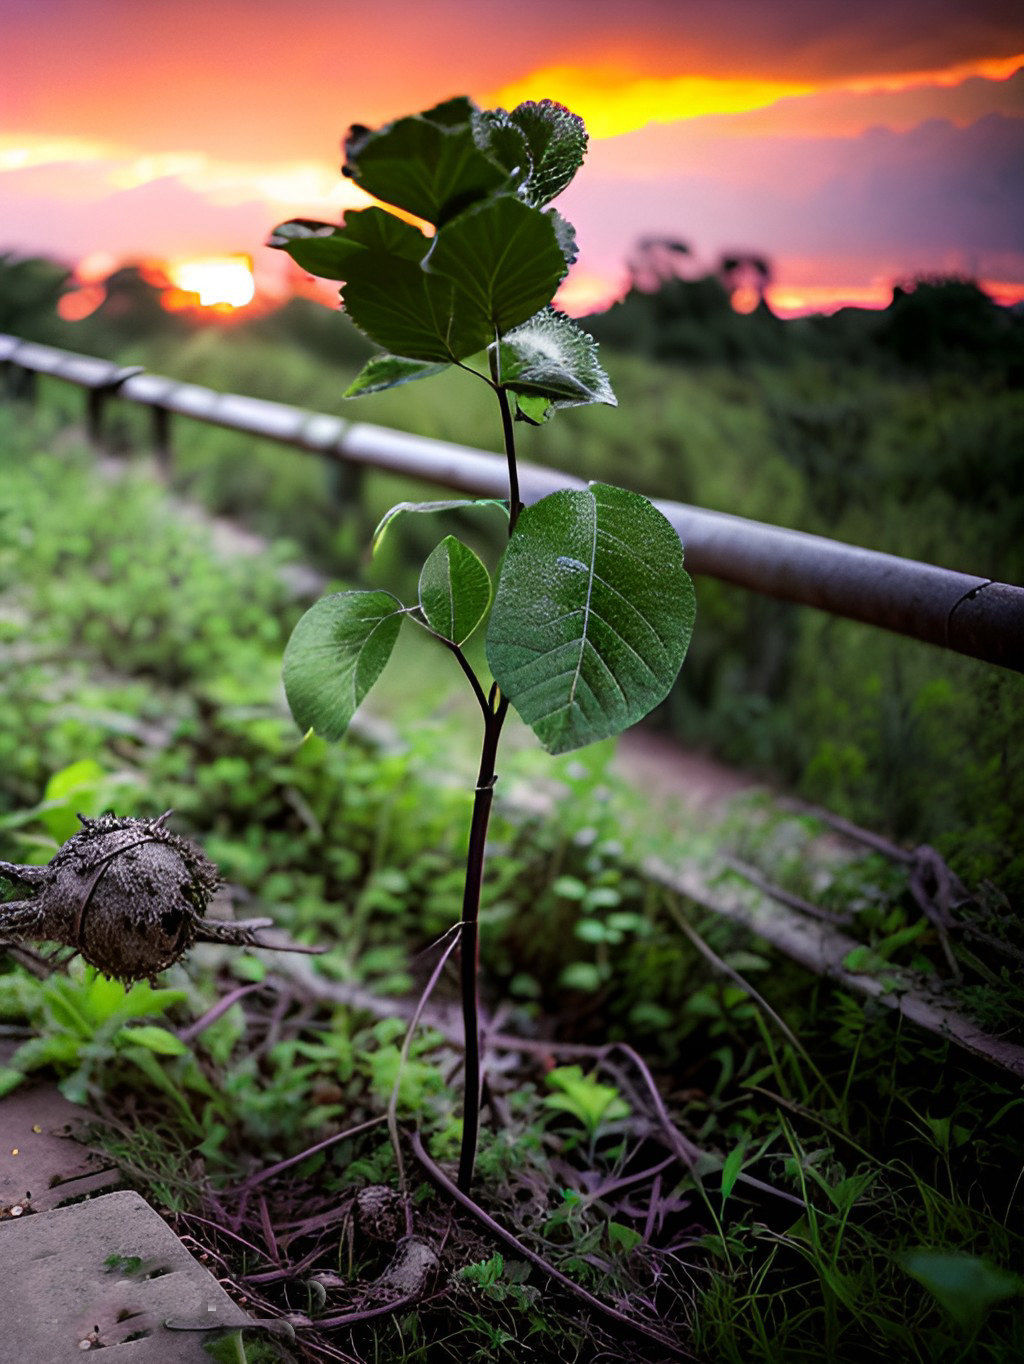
(456, 698, 504, 1191)
(456, 366, 518, 1192)
(496, 388, 521, 533)
(488, 346, 522, 533)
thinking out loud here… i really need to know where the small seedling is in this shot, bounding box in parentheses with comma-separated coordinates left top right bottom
(543, 1064, 631, 1141)
(269, 95, 695, 1189)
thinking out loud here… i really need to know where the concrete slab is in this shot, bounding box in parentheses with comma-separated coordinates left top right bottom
(0, 1188, 251, 1359)
(0, 1082, 120, 1216)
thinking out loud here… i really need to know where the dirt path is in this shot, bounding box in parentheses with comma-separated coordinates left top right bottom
(614, 727, 761, 811)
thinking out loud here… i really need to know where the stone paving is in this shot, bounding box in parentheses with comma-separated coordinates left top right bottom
(0, 1084, 251, 1360)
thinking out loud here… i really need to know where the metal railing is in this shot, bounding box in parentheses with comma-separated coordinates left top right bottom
(2, 331, 1021, 673)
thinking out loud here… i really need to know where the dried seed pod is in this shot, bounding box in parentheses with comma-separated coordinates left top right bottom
(0, 812, 319, 984)
(354, 1184, 405, 1243)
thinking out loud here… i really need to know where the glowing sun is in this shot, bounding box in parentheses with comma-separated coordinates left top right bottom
(167, 255, 255, 308)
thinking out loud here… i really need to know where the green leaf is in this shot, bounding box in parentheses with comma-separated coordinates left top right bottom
(473, 109, 531, 184)
(99, 980, 186, 1022)
(335, 206, 433, 261)
(116, 1024, 188, 1056)
(842, 945, 882, 973)
(608, 1222, 643, 1253)
(901, 1250, 1023, 1332)
(514, 394, 552, 425)
(426, 196, 567, 337)
(41, 759, 108, 844)
(486, 483, 695, 754)
(372, 498, 508, 555)
(0, 1065, 25, 1097)
(510, 100, 588, 206)
(422, 95, 478, 129)
(9, 1033, 83, 1073)
(268, 206, 429, 279)
(418, 536, 492, 645)
(344, 354, 449, 398)
(720, 1142, 746, 1204)
(271, 209, 490, 361)
(543, 1064, 630, 1135)
(343, 99, 511, 225)
(266, 218, 372, 281)
(282, 591, 404, 741)
(559, 961, 603, 991)
(341, 228, 491, 362)
(494, 309, 616, 410)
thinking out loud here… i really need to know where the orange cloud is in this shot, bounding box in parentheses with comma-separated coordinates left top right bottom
(488, 52, 1024, 139)
(840, 51, 1024, 94)
(488, 66, 815, 138)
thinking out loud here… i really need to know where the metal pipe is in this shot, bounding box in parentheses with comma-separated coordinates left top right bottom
(2, 333, 1021, 672)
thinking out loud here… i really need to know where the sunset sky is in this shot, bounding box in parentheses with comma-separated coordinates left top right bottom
(2, 0, 1022, 315)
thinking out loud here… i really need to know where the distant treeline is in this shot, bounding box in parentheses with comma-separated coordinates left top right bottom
(4, 251, 1023, 381)
(587, 269, 1024, 380)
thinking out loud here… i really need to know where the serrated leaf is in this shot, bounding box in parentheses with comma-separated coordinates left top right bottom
(426, 196, 567, 337)
(345, 354, 449, 398)
(486, 483, 695, 754)
(473, 108, 531, 185)
(283, 591, 404, 741)
(511, 100, 588, 205)
(494, 308, 616, 409)
(419, 536, 492, 645)
(343, 100, 510, 225)
(372, 499, 508, 555)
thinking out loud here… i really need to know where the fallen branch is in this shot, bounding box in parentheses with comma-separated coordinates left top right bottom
(720, 855, 852, 925)
(645, 856, 1024, 1080)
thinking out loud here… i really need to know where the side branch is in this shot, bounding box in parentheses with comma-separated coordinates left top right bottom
(443, 640, 492, 719)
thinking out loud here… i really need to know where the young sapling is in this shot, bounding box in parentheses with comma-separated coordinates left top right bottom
(269, 95, 696, 1190)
